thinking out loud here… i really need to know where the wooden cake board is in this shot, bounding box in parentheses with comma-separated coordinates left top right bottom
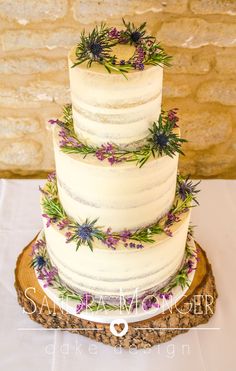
(15, 236, 218, 349)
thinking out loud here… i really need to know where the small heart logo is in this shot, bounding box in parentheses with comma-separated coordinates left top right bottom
(110, 318, 128, 337)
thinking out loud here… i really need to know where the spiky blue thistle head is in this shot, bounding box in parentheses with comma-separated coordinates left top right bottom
(89, 42, 103, 58)
(36, 256, 46, 269)
(177, 177, 200, 203)
(153, 132, 169, 149)
(77, 223, 94, 241)
(131, 31, 141, 43)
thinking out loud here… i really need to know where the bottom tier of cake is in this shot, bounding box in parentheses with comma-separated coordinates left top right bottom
(31, 229, 198, 322)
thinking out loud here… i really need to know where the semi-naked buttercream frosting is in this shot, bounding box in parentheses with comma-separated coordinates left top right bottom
(39, 33, 194, 308)
(53, 126, 178, 231)
(68, 45, 163, 146)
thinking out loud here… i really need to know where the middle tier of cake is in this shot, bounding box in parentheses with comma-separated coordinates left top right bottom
(53, 126, 178, 231)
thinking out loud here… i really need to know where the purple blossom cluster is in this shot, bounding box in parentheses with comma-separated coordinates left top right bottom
(95, 143, 125, 165)
(108, 27, 121, 39)
(65, 231, 72, 242)
(57, 218, 69, 230)
(76, 293, 93, 314)
(38, 266, 58, 288)
(163, 212, 181, 237)
(187, 259, 196, 274)
(158, 292, 173, 300)
(48, 119, 61, 126)
(132, 46, 145, 70)
(124, 242, 144, 249)
(103, 228, 143, 250)
(167, 108, 179, 127)
(42, 213, 56, 228)
(163, 227, 173, 237)
(142, 295, 160, 311)
(47, 171, 56, 182)
(31, 239, 46, 256)
(58, 129, 82, 148)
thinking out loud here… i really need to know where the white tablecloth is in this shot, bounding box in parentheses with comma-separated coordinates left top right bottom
(0, 179, 235, 371)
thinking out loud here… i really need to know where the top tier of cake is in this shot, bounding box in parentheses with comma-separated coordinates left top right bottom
(68, 44, 163, 146)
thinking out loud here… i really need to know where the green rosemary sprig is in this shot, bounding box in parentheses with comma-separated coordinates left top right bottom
(41, 197, 66, 220)
(130, 224, 163, 243)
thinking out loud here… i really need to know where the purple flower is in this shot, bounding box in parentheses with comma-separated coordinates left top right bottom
(125, 297, 137, 312)
(43, 267, 58, 288)
(57, 219, 69, 230)
(104, 228, 120, 249)
(31, 239, 46, 256)
(187, 260, 196, 274)
(120, 229, 132, 242)
(164, 227, 173, 237)
(42, 214, 53, 228)
(48, 119, 60, 125)
(47, 171, 56, 182)
(159, 292, 172, 300)
(65, 231, 72, 242)
(119, 59, 126, 65)
(109, 27, 120, 39)
(165, 212, 180, 227)
(142, 295, 160, 311)
(76, 292, 93, 314)
(136, 243, 144, 249)
(167, 109, 179, 127)
(177, 176, 200, 204)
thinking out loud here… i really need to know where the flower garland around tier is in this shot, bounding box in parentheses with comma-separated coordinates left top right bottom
(40, 172, 200, 252)
(71, 19, 172, 77)
(31, 228, 198, 313)
(49, 105, 186, 167)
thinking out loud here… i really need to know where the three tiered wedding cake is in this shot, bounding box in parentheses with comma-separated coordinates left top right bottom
(31, 21, 199, 316)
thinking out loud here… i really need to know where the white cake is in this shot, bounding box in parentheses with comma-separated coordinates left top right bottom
(37, 23, 198, 309)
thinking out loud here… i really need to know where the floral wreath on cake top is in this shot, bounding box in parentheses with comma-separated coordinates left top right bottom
(31, 228, 198, 313)
(49, 105, 186, 167)
(71, 19, 172, 77)
(40, 172, 200, 252)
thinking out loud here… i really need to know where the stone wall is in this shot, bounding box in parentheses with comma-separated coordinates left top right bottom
(0, 0, 236, 178)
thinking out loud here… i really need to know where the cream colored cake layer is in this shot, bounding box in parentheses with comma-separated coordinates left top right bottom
(68, 46, 163, 146)
(43, 210, 190, 298)
(53, 127, 179, 231)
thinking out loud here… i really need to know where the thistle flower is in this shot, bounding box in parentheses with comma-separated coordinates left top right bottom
(68, 219, 105, 251)
(177, 176, 200, 205)
(122, 19, 152, 45)
(148, 112, 186, 157)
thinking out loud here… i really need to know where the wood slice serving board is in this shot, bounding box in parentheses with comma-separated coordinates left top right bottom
(15, 236, 217, 349)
